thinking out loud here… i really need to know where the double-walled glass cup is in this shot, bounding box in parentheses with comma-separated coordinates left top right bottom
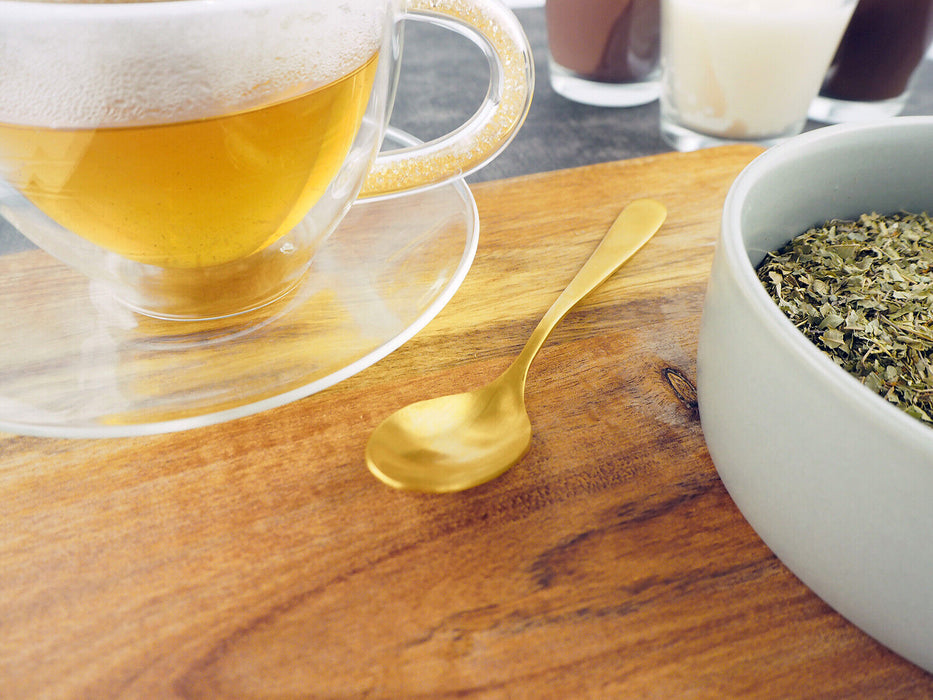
(0, 0, 533, 320)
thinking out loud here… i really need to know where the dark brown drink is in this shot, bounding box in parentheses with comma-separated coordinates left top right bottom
(546, 0, 660, 83)
(820, 0, 933, 101)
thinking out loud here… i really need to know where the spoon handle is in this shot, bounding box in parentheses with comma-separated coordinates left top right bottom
(509, 198, 667, 382)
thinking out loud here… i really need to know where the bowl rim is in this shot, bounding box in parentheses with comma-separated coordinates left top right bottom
(719, 115, 933, 453)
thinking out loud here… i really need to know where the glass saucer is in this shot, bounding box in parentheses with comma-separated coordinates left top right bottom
(0, 128, 478, 437)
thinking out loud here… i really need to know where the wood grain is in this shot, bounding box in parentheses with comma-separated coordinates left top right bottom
(2, 146, 932, 699)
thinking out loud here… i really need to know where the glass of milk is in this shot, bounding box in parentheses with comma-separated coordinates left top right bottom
(659, 0, 857, 151)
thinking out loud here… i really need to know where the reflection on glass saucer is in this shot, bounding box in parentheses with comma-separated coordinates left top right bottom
(0, 129, 478, 437)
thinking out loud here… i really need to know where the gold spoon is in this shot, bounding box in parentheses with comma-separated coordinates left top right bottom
(365, 198, 667, 492)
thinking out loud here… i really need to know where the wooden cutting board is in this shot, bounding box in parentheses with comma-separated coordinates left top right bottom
(2, 145, 932, 698)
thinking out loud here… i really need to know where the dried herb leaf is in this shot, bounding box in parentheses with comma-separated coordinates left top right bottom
(757, 211, 933, 426)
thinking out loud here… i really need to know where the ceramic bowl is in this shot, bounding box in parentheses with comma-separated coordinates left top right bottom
(697, 117, 933, 673)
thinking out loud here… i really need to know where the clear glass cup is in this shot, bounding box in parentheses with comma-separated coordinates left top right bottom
(809, 0, 933, 123)
(0, 0, 533, 320)
(659, 0, 857, 151)
(545, 0, 660, 107)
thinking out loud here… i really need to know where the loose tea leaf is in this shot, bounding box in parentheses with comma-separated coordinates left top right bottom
(757, 211, 933, 425)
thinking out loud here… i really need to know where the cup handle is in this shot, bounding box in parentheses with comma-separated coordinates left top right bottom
(359, 0, 534, 198)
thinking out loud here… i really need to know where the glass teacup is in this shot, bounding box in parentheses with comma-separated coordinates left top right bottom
(0, 0, 533, 319)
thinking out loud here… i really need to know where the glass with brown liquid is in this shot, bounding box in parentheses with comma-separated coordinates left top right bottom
(0, 0, 533, 319)
(809, 0, 933, 122)
(545, 0, 660, 107)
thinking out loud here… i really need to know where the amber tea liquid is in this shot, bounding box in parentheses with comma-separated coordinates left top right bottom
(0, 54, 378, 269)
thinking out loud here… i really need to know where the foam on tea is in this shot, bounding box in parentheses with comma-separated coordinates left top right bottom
(0, 0, 384, 126)
(0, 0, 386, 267)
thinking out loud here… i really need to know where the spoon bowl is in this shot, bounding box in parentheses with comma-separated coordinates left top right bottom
(367, 366, 531, 492)
(366, 199, 667, 492)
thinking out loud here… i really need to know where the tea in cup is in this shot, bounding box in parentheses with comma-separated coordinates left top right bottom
(0, 0, 533, 319)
